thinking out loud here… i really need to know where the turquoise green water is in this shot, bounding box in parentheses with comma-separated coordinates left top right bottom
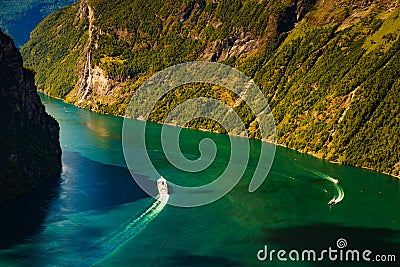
(0, 94, 399, 266)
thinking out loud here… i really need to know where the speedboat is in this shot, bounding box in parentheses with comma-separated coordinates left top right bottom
(333, 179, 339, 184)
(328, 199, 336, 205)
(157, 176, 168, 195)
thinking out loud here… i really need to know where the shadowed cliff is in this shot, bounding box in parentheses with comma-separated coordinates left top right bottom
(0, 29, 62, 203)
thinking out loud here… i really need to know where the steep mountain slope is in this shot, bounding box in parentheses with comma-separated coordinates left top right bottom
(21, 0, 400, 177)
(0, 0, 77, 46)
(0, 30, 62, 203)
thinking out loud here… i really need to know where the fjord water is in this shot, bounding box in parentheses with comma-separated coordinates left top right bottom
(0, 94, 399, 266)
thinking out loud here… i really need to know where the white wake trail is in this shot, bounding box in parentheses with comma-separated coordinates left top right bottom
(75, 195, 169, 266)
(307, 169, 344, 204)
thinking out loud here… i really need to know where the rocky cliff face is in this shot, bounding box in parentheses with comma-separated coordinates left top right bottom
(0, 29, 61, 203)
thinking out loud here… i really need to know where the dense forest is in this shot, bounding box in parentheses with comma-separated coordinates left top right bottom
(21, 0, 400, 177)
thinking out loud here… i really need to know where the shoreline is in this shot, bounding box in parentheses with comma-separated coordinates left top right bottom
(41, 92, 400, 181)
(276, 142, 400, 180)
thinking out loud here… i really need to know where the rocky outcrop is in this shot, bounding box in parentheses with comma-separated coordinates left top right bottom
(201, 32, 264, 61)
(0, 29, 61, 203)
(76, 0, 95, 105)
(198, 0, 318, 62)
(73, 0, 115, 107)
(277, 0, 317, 33)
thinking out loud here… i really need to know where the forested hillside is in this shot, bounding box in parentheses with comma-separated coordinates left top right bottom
(21, 0, 400, 177)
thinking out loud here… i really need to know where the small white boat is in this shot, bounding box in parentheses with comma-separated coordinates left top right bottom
(328, 199, 336, 205)
(157, 176, 168, 195)
(333, 179, 339, 184)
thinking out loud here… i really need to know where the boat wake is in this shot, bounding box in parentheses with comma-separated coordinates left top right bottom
(75, 194, 169, 266)
(308, 169, 344, 205)
(270, 171, 326, 192)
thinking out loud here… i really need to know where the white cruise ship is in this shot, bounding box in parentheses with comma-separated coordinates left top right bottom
(157, 176, 168, 195)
